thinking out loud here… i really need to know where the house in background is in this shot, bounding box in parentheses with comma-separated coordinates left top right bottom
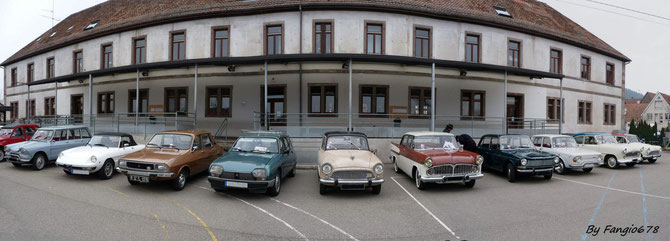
(625, 92, 670, 131)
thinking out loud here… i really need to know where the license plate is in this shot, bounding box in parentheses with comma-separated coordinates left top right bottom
(71, 169, 89, 175)
(225, 181, 248, 188)
(129, 175, 150, 183)
(584, 164, 594, 168)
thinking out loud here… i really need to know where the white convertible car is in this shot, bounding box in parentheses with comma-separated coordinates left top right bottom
(56, 133, 144, 179)
(531, 135, 603, 174)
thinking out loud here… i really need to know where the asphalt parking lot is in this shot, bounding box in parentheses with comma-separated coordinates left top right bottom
(0, 154, 668, 241)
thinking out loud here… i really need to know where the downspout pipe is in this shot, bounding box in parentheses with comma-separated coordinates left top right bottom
(299, 4, 303, 127)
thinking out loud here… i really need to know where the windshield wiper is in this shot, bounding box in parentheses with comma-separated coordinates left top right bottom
(349, 142, 361, 150)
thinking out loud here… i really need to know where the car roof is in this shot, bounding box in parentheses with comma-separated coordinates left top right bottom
(95, 132, 134, 138)
(1, 123, 38, 129)
(324, 131, 367, 138)
(612, 133, 634, 136)
(157, 130, 211, 136)
(482, 134, 529, 137)
(573, 132, 610, 136)
(38, 125, 88, 130)
(404, 131, 454, 137)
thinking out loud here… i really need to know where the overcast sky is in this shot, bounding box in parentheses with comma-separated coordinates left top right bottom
(1, 0, 668, 104)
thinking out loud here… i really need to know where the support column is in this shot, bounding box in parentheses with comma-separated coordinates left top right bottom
(503, 71, 508, 134)
(135, 69, 140, 127)
(559, 78, 563, 134)
(430, 63, 436, 132)
(88, 74, 93, 122)
(27, 85, 31, 123)
(54, 81, 58, 124)
(264, 61, 269, 130)
(348, 59, 353, 132)
(193, 64, 198, 130)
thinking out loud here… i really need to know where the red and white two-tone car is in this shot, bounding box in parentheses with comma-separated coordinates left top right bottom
(390, 131, 484, 190)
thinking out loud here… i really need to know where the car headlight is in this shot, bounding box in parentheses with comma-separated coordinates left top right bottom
(373, 164, 384, 174)
(623, 148, 627, 154)
(209, 165, 223, 175)
(58, 152, 65, 159)
(89, 155, 97, 163)
(4, 146, 9, 152)
(424, 158, 433, 168)
(598, 155, 603, 161)
(520, 159, 527, 166)
(19, 148, 27, 154)
(476, 155, 484, 165)
(252, 168, 267, 178)
(119, 160, 127, 167)
(554, 157, 560, 164)
(573, 156, 581, 163)
(321, 164, 332, 174)
(156, 164, 169, 172)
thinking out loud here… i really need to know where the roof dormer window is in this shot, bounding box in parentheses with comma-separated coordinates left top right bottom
(84, 20, 100, 31)
(67, 26, 74, 32)
(36, 37, 42, 43)
(494, 6, 512, 18)
(49, 32, 57, 37)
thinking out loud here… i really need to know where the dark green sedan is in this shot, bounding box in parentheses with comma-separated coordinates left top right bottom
(208, 131, 297, 196)
(477, 134, 558, 182)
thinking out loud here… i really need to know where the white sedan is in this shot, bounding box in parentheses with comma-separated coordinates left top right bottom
(56, 133, 144, 179)
(531, 135, 603, 174)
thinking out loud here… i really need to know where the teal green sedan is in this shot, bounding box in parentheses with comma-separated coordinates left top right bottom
(208, 132, 297, 196)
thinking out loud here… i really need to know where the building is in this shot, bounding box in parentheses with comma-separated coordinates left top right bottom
(1, 0, 630, 138)
(625, 92, 670, 131)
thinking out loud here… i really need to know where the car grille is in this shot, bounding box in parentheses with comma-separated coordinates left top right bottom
(7, 153, 20, 161)
(126, 162, 155, 170)
(648, 150, 660, 156)
(220, 171, 255, 180)
(625, 151, 641, 158)
(332, 170, 372, 180)
(527, 159, 554, 167)
(427, 164, 478, 176)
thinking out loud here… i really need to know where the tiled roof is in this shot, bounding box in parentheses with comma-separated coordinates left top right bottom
(1, 0, 630, 66)
(640, 92, 670, 104)
(624, 99, 641, 104)
(625, 103, 648, 123)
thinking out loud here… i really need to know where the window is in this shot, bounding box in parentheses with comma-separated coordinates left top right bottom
(171, 31, 186, 60)
(206, 86, 232, 117)
(128, 89, 149, 113)
(101, 44, 113, 69)
(461, 90, 485, 120)
(606, 63, 615, 85)
(314, 22, 332, 54)
(84, 20, 100, 31)
(25, 100, 35, 117)
(202, 134, 213, 148)
(73, 50, 83, 73)
(479, 136, 491, 149)
(414, 28, 430, 58)
(133, 37, 146, 64)
(27, 63, 34, 83)
(98, 92, 115, 114)
(465, 34, 480, 63)
(647, 113, 653, 121)
(494, 6, 513, 18)
(508, 41, 520, 67)
(547, 98, 563, 123)
(550, 49, 562, 74)
(604, 104, 616, 125)
(165, 87, 188, 113)
(212, 27, 229, 57)
(578, 101, 592, 124)
(360, 85, 388, 117)
(365, 23, 383, 55)
(265, 25, 282, 55)
(10, 68, 17, 86)
(47, 57, 55, 79)
(309, 84, 337, 115)
(580, 56, 591, 80)
(44, 97, 56, 116)
(409, 87, 432, 117)
(10, 102, 18, 119)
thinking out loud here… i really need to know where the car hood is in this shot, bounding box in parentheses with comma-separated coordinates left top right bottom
(597, 143, 628, 150)
(58, 146, 121, 162)
(323, 150, 379, 169)
(6, 140, 47, 152)
(551, 148, 601, 156)
(502, 149, 555, 159)
(416, 149, 477, 165)
(121, 147, 186, 164)
(626, 143, 661, 151)
(213, 151, 278, 172)
(0, 135, 10, 142)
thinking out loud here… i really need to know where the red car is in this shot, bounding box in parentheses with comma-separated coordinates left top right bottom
(0, 124, 39, 160)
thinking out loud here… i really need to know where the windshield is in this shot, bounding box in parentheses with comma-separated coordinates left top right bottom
(552, 137, 579, 148)
(626, 136, 640, 143)
(500, 136, 533, 149)
(596, 135, 618, 144)
(31, 130, 53, 141)
(147, 134, 192, 150)
(88, 135, 121, 148)
(325, 135, 369, 150)
(0, 129, 12, 135)
(412, 135, 460, 150)
(232, 137, 279, 153)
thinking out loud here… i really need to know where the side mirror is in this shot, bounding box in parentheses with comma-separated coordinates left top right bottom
(372, 149, 378, 155)
(123, 143, 130, 147)
(192, 146, 200, 152)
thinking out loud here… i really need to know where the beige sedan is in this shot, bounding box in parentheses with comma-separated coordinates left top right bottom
(317, 131, 384, 195)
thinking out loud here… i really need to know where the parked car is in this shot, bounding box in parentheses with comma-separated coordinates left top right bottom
(390, 131, 483, 190)
(0, 124, 39, 161)
(614, 134, 662, 163)
(208, 131, 297, 196)
(56, 133, 145, 179)
(531, 135, 603, 174)
(317, 132, 384, 195)
(477, 134, 558, 182)
(573, 133, 642, 168)
(117, 130, 223, 191)
(5, 126, 92, 170)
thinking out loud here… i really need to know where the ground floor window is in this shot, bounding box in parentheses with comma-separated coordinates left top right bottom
(578, 101, 592, 124)
(360, 85, 388, 117)
(44, 97, 55, 116)
(98, 92, 115, 114)
(165, 87, 188, 114)
(129, 89, 149, 114)
(604, 104, 616, 125)
(461, 90, 485, 120)
(409, 87, 431, 117)
(70, 94, 84, 115)
(260, 85, 287, 126)
(10, 102, 18, 119)
(547, 97, 563, 123)
(206, 86, 232, 117)
(25, 100, 35, 117)
(309, 84, 337, 116)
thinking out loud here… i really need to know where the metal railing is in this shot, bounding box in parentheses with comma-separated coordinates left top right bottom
(214, 118, 229, 141)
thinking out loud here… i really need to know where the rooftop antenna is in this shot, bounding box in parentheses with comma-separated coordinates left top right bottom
(41, 0, 61, 27)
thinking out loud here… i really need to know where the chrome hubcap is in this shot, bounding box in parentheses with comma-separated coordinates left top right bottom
(394, 162, 398, 172)
(179, 173, 186, 186)
(556, 162, 563, 172)
(608, 157, 616, 167)
(0, 151, 4, 160)
(36, 156, 44, 169)
(275, 177, 280, 192)
(415, 170, 420, 187)
(104, 163, 113, 176)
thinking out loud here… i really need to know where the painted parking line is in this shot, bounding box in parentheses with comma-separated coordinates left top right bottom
(390, 177, 460, 240)
(142, 188, 218, 241)
(269, 198, 359, 241)
(554, 176, 670, 201)
(153, 213, 171, 241)
(103, 186, 129, 198)
(581, 171, 617, 241)
(639, 168, 650, 241)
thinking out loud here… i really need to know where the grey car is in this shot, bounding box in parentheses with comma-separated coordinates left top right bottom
(5, 125, 91, 170)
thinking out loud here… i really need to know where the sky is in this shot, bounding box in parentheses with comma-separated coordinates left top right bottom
(0, 0, 668, 103)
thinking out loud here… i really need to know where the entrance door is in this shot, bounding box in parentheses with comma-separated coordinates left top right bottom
(260, 85, 287, 127)
(71, 94, 84, 123)
(506, 94, 524, 130)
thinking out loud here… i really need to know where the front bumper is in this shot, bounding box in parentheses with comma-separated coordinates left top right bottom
(421, 173, 483, 183)
(208, 176, 275, 190)
(57, 163, 98, 174)
(642, 152, 662, 159)
(117, 167, 175, 179)
(6, 152, 31, 163)
(319, 178, 384, 186)
(517, 167, 554, 175)
(566, 160, 601, 169)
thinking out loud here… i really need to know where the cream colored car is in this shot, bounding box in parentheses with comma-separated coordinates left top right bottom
(317, 131, 384, 195)
(614, 134, 662, 163)
(573, 133, 642, 169)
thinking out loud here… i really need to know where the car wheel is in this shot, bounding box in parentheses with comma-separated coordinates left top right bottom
(266, 175, 281, 196)
(648, 158, 657, 163)
(544, 172, 553, 180)
(464, 179, 476, 188)
(555, 160, 567, 175)
(319, 183, 328, 195)
(606, 156, 619, 169)
(32, 153, 46, 170)
(582, 167, 593, 173)
(394, 160, 402, 174)
(97, 160, 114, 180)
(171, 169, 188, 191)
(371, 185, 381, 195)
(506, 163, 517, 183)
(288, 164, 296, 178)
(127, 176, 140, 185)
(11, 163, 21, 167)
(0, 150, 4, 161)
(414, 168, 427, 190)
(625, 162, 636, 167)
(63, 169, 73, 175)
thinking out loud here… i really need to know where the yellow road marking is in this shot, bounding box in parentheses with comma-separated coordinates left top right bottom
(104, 186, 130, 198)
(153, 213, 171, 241)
(168, 199, 218, 241)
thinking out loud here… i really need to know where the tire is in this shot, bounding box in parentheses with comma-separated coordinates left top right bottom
(648, 158, 657, 163)
(464, 179, 476, 188)
(394, 159, 402, 174)
(171, 168, 188, 191)
(506, 163, 517, 183)
(414, 168, 427, 190)
(625, 162, 636, 167)
(11, 162, 21, 167)
(606, 156, 619, 169)
(319, 183, 328, 195)
(266, 175, 281, 196)
(582, 167, 593, 173)
(32, 153, 47, 170)
(288, 164, 296, 178)
(544, 172, 553, 180)
(63, 169, 73, 175)
(0, 150, 4, 161)
(127, 176, 140, 185)
(213, 188, 226, 192)
(371, 185, 381, 195)
(97, 160, 115, 180)
(555, 160, 567, 175)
